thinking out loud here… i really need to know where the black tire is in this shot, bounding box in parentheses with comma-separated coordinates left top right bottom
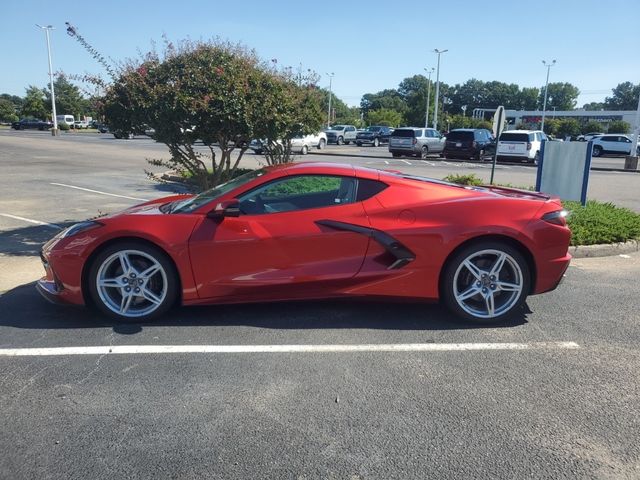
(87, 241, 179, 322)
(337, 136, 344, 145)
(391, 152, 401, 158)
(301, 145, 308, 155)
(592, 145, 602, 157)
(356, 141, 362, 146)
(345, 140, 350, 145)
(373, 138, 380, 147)
(317, 138, 326, 150)
(533, 151, 540, 165)
(441, 241, 530, 324)
(420, 145, 429, 159)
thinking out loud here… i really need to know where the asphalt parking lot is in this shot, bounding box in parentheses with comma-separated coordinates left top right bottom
(1, 130, 640, 479)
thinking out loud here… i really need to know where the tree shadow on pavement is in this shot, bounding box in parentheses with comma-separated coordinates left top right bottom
(0, 282, 530, 333)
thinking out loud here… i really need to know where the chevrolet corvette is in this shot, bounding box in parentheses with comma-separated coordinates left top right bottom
(38, 162, 571, 323)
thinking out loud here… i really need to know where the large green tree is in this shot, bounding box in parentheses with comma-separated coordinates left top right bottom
(44, 75, 93, 118)
(604, 82, 640, 110)
(0, 98, 18, 122)
(101, 40, 323, 190)
(21, 86, 48, 119)
(538, 82, 580, 110)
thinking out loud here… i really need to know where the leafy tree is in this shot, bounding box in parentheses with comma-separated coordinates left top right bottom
(21, 86, 48, 119)
(581, 120, 603, 134)
(317, 88, 357, 126)
(556, 119, 581, 138)
(607, 120, 630, 134)
(398, 75, 431, 126)
(516, 87, 540, 110)
(367, 108, 403, 127)
(44, 75, 93, 118)
(0, 98, 18, 122)
(582, 102, 604, 111)
(360, 89, 407, 122)
(538, 82, 580, 110)
(0, 94, 24, 116)
(101, 39, 323, 191)
(543, 118, 561, 136)
(604, 82, 640, 110)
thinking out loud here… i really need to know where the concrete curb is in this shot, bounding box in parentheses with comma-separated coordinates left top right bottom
(569, 240, 639, 258)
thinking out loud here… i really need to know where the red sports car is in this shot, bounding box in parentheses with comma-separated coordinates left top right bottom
(38, 162, 571, 323)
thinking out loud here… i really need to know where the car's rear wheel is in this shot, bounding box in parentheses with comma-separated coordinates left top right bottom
(391, 152, 401, 158)
(373, 138, 380, 147)
(592, 145, 602, 157)
(441, 241, 530, 324)
(88, 242, 178, 322)
(301, 145, 308, 155)
(356, 141, 362, 146)
(317, 138, 326, 150)
(420, 145, 429, 159)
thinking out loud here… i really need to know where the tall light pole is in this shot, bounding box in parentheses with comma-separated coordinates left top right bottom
(424, 67, 434, 128)
(326, 72, 335, 129)
(36, 24, 58, 135)
(432, 49, 448, 130)
(540, 59, 556, 133)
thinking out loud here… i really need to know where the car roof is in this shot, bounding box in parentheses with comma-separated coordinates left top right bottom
(502, 129, 542, 133)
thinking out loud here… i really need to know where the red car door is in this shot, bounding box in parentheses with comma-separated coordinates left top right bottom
(188, 174, 371, 301)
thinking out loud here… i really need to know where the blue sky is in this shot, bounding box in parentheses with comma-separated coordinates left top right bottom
(2, 0, 638, 108)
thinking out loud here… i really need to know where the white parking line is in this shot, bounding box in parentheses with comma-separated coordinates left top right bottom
(50, 183, 149, 202)
(0, 213, 62, 230)
(0, 341, 580, 357)
(400, 159, 412, 165)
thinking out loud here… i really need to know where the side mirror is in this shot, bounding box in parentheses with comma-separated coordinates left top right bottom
(207, 199, 241, 219)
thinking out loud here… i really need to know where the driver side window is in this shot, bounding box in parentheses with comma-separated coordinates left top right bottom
(238, 175, 356, 215)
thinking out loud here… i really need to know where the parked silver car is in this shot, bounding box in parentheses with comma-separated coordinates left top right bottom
(389, 127, 445, 158)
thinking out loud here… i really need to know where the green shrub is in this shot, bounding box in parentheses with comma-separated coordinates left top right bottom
(442, 173, 484, 186)
(58, 122, 70, 131)
(565, 200, 640, 246)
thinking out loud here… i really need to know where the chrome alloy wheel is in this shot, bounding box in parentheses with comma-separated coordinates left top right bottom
(95, 249, 168, 318)
(452, 249, 524, 319)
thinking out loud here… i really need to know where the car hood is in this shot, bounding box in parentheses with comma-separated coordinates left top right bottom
(102, 194, 195, 219)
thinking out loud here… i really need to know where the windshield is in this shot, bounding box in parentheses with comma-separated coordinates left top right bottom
(330, 125, 345, 130)
(171, 168, 266, 213)
(366, 126, 382, 132)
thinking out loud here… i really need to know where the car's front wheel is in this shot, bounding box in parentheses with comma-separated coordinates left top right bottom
(301, 145, 308, 155)
(592, 145, 602, 157)
(373, 138, 380, 147)
(420, 145, 429, 159)
(317, 138, 326, 150)
(441, 241, 530, 324)
(88, 242, 179, 321)
(337, 136, 344, 145)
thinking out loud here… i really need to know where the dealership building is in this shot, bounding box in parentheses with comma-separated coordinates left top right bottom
(472, 108, 638, 130)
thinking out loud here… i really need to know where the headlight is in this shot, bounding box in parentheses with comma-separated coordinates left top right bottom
(56, 221, 103, 239)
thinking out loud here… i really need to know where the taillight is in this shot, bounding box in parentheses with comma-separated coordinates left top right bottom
(412, 138, 417, 145)
(542, 209, 569, 226)
(526, 142, 532, 150)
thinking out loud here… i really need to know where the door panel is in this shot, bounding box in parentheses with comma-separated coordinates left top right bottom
(188, 203, 371, 300)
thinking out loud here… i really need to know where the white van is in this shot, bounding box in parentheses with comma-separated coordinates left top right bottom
(56, 115, 74, 126)
(497, 130, 547, 163)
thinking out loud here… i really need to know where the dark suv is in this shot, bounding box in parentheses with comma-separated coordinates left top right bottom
(11, 118, 53, 131)
(443, 128, 493, 160)
(356, 126, 393, 147)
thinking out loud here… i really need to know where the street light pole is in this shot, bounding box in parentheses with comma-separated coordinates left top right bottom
(540, 59, 556, 133)
(424, 67, 434, 128)
(326, 72, 335, 129)
(432, 49, 448, 130)
(36, 24, 58, 135)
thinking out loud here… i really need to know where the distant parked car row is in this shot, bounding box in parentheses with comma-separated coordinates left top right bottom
(11, 118, 53, 130)
(250, 132, 327, 155)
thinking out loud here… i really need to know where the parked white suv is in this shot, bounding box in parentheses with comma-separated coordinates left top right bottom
(497, 130, 547, 163)
(591, 134, 640, 157)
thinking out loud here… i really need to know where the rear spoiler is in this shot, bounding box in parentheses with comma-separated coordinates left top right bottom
(481, 185, 553, 201)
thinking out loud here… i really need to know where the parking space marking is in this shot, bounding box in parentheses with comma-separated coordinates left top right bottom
(0, 341, 580, 357)
(50, 183, 149, 202)
(0, 213, 62, 230)
(400, 160, 412, 165)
